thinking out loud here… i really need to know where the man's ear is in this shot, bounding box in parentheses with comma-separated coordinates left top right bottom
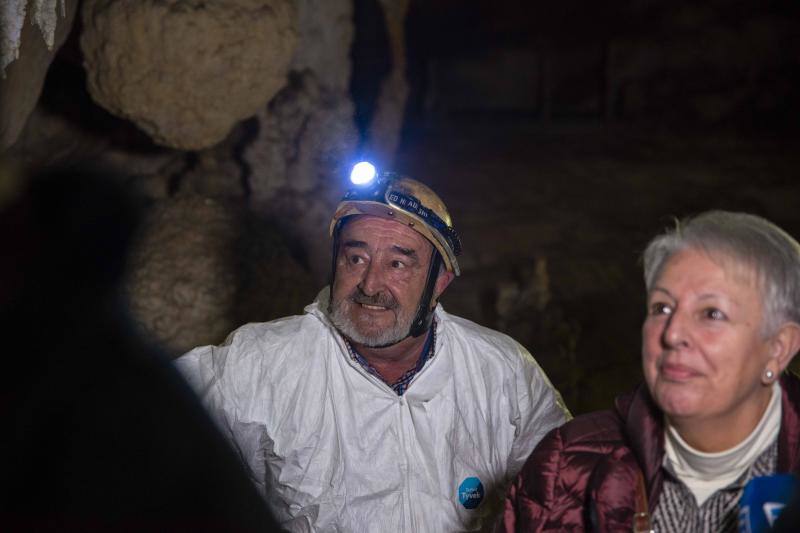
(432, 269, 455, 303)
(766, 322, 800, 377)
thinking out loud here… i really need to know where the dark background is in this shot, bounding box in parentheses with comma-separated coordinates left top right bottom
(361, 0, 800, 412)
(5, 0, 800, 415)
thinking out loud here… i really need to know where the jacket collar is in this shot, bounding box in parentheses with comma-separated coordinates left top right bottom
(614, 383, 665, 510)
(616, 372, 800, 510)
(778, 372, 800, 473)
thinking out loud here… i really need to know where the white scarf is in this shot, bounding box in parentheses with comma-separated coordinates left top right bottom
(664, 382, 782, 506)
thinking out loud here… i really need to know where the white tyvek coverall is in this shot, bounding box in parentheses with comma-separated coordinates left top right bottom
(176, 289, 569, 532)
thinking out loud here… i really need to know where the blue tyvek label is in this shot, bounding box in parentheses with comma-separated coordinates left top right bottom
(458, 477, 484, 509)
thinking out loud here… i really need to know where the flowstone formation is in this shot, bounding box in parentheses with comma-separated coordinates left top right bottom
(80, 0, 297, 150)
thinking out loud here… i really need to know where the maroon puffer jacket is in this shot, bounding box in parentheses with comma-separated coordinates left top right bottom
(498, 373, 800, 532)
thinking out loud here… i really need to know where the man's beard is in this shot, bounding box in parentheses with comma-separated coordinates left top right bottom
(328, 288, 415, 347)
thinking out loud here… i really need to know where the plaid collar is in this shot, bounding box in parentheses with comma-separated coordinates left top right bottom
(344, 321, 437, 396)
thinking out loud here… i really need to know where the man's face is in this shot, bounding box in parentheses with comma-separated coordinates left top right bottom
(329, 215, 443, 347)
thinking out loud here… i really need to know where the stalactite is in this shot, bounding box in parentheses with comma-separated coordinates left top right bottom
(33, 0, 66, 48)
(0, 0, 65, 78)
(1, 0, 27, 77)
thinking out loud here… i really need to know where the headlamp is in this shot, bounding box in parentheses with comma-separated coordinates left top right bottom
(333, 165, 462, 276)
(340, 174, 462, 258)
(350, 161, 377, 185)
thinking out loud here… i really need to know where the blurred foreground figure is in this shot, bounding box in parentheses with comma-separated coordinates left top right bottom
(177, 163, 569, 531)
(501, 211, 800, 532)
(0, 165, 279, 531)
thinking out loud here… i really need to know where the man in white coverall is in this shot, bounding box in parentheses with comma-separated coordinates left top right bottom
(177, 162, 569, 532)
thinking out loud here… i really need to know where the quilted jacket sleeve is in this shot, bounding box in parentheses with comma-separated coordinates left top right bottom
(498, 426, 578, 532)
(497, 410, 629, 532)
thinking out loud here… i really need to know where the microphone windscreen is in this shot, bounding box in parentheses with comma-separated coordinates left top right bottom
(738, 474, 799, 533)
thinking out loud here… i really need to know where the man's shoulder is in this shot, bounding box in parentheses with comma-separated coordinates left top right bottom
(439, 309, 533, 368)
(228, 313, 317, 342)
(180, 310, 331, 371)
(441, 311, 520, 350)
(176, 310, 336, 407)
(225, 312, 330, 358)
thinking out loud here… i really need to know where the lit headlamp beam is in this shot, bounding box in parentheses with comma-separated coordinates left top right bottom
(350, 161, 377, 185)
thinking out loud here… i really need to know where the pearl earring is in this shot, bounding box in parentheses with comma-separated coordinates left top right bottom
(765, 369, 775, 381)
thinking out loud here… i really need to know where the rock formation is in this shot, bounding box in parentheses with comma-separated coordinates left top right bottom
(125, 0, 361, 352)
(80, 0, 297, 150)
(365, 0, 410, 167)
(125, 195, 315, 355)
(0, 0, 76, 150)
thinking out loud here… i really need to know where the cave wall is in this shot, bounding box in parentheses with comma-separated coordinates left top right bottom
(1, 0, 78, 150)
(80, 0, 298, 150)
(2, 0, 404, 355)
(3, 0, 800, 373)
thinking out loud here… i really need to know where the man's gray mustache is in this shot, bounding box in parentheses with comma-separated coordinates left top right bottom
(350, 291, 398, 309)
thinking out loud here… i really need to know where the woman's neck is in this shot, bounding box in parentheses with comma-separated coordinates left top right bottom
(663, 382, 782, 506)
(669, 383, 775, 453)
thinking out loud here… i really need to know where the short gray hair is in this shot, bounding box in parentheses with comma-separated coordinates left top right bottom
(642, 210, 800, 336)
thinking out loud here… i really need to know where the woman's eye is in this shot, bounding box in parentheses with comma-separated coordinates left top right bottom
(704, 308, 727, 321)
(649, 302, 672, 316)
(350, 255, 365, 265)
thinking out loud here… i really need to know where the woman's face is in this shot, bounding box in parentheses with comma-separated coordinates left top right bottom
(642, 248, 774, 429)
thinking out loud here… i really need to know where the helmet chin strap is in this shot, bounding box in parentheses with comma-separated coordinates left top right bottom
(408, 250, 442, 338)
(328, 219, 343, 299)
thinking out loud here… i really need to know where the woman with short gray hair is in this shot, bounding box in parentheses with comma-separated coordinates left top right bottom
(500, 210, 800, 532)
(643, 211, 800, 337)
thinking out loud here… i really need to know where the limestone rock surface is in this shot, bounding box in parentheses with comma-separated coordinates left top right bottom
(238, 0, 358, 282)
(244, 70, 358, 282)
(366, 0, 410, 167)
(80, 0, 297, 150)
(125, 195, 314, 355)
(291, 0, 353, 93)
